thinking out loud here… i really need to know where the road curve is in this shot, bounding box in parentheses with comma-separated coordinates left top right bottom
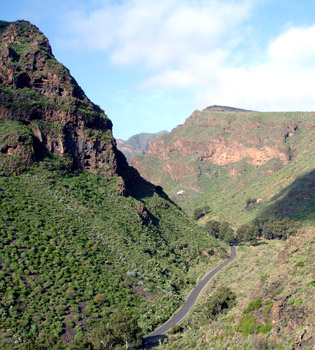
(144, 245, 236, 347)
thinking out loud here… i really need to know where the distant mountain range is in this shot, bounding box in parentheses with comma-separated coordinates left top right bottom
(117, 130, 169, 163)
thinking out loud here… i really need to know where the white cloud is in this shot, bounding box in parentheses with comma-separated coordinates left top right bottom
(60, 0, 315, 111)
(61, 0, 252, 68)
(197, 24, 315, 111)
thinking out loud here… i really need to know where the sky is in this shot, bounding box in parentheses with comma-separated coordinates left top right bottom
(2, 0, 315, 140)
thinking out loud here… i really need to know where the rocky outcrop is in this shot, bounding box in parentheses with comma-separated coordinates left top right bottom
(132, 107, 314, 189)
(0, 20, 127, 181)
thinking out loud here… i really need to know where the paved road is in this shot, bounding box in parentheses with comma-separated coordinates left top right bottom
(144, 245, 236, 348)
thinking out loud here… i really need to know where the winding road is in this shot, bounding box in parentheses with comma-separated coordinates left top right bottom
(144, 245, 236, 348)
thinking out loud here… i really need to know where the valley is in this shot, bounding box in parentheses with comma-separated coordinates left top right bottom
(0, 19, 314, 350)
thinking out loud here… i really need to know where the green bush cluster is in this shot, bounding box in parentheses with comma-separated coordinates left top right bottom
(204, 220, 235, 244)
(243, 298, 262, 313)
(193, 205, 210, 220)
(236, 315, 271, 336)
(0, 155, 221, 348)
(253, 215, 301, 240)
(203, 286, 236, 320)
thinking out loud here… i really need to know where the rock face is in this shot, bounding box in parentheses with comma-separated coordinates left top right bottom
(131, 106, 315, 222)
(0, 20, 127, 180)
(132, 108, 314, 184)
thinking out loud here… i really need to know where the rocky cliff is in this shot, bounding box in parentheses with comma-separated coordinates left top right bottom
(0, 20, 128, 184)
(132, 107, 315, 224)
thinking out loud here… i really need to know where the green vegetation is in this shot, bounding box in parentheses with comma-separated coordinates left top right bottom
(2, 20, 314, 350)
(236, 315, 271, 336)
(203, 287, 236, 320)
(204, 220, 235, 244)
(0, 155, 225, 348)
(193, 205, 210, 220)
(0, 20, 10, 35)
(243, 299, 262, 313)
(133, 109, 315, 228)
(156, 228, 314, 349)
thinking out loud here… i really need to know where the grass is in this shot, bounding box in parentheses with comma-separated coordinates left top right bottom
(157, 239, 284, 349)
(156, 227, 315, 349)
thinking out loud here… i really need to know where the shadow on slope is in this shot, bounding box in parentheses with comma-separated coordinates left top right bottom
(116, 149, 178, 206)
(262, 169, 315, 223)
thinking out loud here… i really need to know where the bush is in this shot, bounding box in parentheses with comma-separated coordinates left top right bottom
(243, 298, 262, 313)
(66, 320, 74, 328)
(236, 315, 271, 336)
(168, 324, 183, 334)
(204, 220, 220, 238)
(204, 286, 236, 320)
(193, 206, 210, 220)
(93, 293, 105, 305)
(252, 335, 268, 350)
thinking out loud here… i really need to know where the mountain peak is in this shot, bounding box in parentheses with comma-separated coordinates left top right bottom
(0, 20, 128, 183)
(206, 105, 253, 112)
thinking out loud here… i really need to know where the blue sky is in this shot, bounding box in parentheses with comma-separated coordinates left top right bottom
(2, 0, 315, 139)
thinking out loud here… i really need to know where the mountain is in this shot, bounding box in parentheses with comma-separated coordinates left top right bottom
(130, 106, 315, 348)
(117, 130, 169, 163)
(132, 106, 315, 226)
(0, 20, 224, 349)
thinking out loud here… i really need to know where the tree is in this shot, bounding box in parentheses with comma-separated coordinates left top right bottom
(111, 311, 143, 349)
(90, 311, 143, 349)
(204, 220, 220, 238)
(193, 206, 210, 220)
(204, 286, 236, 320)
(236, 224, 257, 244)
(223, 228, 235, 244)
(218, 221, 234, 242)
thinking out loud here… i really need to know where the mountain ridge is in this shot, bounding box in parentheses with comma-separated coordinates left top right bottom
(132, 107, 315, 226)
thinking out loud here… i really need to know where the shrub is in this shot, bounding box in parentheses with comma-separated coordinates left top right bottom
(236, 315, 272, 336)
(193, 206, 210, 220)
(168, 324, 183, 334)
(252, 335, 268, 350)
(204, 286, 236, 320)
(204, 220, 220, 238)
(243, 298, 262, 313)
(93, 293, 105, 305)
(66, 320, 74, 328)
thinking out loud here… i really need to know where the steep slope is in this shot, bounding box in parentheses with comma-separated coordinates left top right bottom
(0, 21, 225, 349)
(0, 19, 124, 180)
(117, 130, 169, 163)
(155, 228, 315, 350)
(132, 106, 315, 226)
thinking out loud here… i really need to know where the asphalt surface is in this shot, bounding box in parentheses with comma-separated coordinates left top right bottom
(144, 245, 236, 348)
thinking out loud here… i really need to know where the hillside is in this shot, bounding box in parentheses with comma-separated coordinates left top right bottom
(132, 106, 315, 226)
(155, 228, 315, 349)
(0, 20, 225, 349)
(117, 130, 169, 163)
